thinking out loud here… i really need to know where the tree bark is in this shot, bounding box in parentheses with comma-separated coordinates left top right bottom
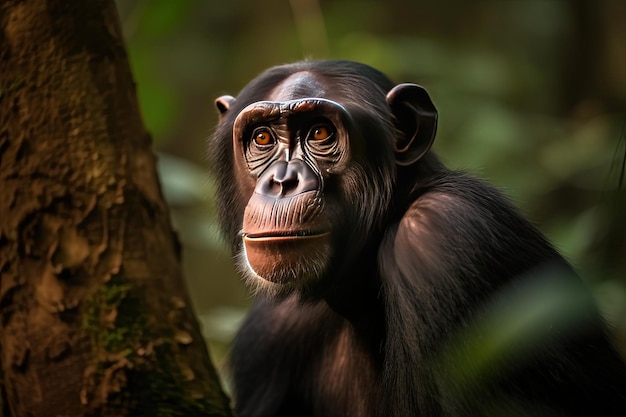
(0, 1, 232, 416)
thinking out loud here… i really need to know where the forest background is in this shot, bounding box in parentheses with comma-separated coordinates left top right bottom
(114, 0, 626, 370)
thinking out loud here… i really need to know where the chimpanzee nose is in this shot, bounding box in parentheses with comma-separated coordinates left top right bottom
(255, 159, 319, 198)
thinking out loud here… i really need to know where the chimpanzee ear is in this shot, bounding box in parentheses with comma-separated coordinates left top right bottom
(215, 95, 236, 119)
(386, 83, 438, 166)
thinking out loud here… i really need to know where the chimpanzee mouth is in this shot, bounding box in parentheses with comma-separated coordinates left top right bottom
(241, 230, 332, 285)
(243, 231, 331, 240)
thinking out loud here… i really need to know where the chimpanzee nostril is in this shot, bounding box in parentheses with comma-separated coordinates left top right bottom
(273, 173, 299, 195)
(255, 159, 319, 198)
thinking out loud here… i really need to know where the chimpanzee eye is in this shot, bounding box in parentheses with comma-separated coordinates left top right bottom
(309, 124, 333, 141)
(252, 128, 274, 146)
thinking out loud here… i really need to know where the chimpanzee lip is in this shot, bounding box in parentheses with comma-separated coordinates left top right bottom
(244, 231, 330, 240)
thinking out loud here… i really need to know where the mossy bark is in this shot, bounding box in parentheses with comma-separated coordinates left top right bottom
(0, 1, 232, 416)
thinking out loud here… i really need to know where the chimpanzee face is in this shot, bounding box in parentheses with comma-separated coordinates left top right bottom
(213, 68, 436, 297)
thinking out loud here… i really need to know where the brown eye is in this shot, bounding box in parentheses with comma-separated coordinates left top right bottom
(310, 124, 332, 141)
(254, 129, 273, 146)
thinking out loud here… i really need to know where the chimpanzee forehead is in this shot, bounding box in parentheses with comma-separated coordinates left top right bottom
(234, 98, 349, 130)
(269, 71, 326, 101)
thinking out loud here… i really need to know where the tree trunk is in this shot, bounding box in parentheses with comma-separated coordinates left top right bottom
(0, 1, 232, 416)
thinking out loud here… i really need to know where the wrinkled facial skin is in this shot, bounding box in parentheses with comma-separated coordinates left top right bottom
(213, 65, 435, 298)
(232, 98, 352, 294)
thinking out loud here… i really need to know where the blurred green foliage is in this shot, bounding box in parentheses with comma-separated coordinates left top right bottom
(114, 0, 626, 359)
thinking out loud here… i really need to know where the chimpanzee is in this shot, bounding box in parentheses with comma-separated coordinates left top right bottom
(209, 60, 626, 417)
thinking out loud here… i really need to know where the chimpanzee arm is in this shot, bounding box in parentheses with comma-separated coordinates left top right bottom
(379, 170, 626, 416)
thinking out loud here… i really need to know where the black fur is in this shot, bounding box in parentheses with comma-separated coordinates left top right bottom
(209, 60, 626, 417)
